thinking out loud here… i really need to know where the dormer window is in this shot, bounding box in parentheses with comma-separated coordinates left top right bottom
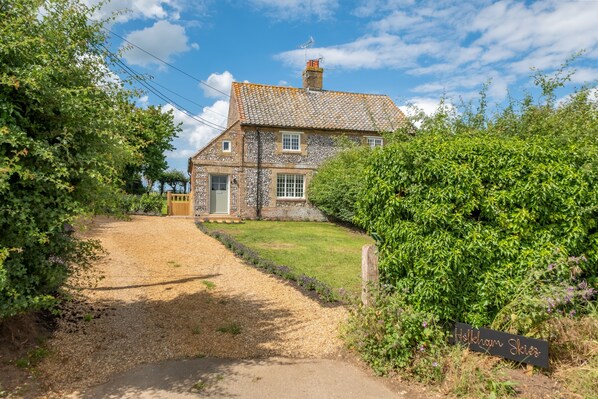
(222, 140, 231, 152)
(282, 132, 301, 152)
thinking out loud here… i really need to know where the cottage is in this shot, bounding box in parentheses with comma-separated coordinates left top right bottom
(189, 60, 405, 220)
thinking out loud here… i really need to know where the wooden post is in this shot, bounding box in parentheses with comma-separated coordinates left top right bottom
(166, 191, 171, 216)
(361, 244, 379, 306)
(188, 192, 194, 216)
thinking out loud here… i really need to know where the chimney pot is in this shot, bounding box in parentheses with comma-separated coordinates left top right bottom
(302, 59, 323, 90)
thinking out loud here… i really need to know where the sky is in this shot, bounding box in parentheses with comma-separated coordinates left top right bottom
(87, 0, 598, 172)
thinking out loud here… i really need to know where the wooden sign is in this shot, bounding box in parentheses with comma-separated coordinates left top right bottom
(451, 322, 549, 368)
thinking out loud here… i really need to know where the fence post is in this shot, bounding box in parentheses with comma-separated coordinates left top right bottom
(188, 192, 194, 216)
(166, 191, 171, 216)
(361, 244, 379, 306)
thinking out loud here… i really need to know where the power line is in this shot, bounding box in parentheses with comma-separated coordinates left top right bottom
(98, 44, 226, 131)
(149, 79, 229, 119)
(104, 28, 231, 98)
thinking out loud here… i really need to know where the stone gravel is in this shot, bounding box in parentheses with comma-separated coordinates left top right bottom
(39, 216, 347, 394)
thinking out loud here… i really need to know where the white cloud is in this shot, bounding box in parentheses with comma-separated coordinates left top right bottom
(278, 0, 598, 100)
(569, 68, 598, 84)
(248, 0, 338, 20)
(202, 71, 234, 99)
(399, 97, 443, 117)
(83, 0, 182, 23)
(165, 100, 229, 159)
(121, 20, 193, 68)
(278, 34, 444, 70)
(471, 1, 598, 72)
(137, 95, 149, 107)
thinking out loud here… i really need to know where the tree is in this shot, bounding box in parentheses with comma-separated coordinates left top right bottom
(120, 104, 180, 194)
(0, 0, 148, 318)
(162, 169, 187, 193)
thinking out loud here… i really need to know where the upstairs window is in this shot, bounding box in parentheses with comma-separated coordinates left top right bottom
(282, 132, 301, 151)
(222, 140, 231, 152)
(367, 137, 383, 148)
(276, 174, 304, 198)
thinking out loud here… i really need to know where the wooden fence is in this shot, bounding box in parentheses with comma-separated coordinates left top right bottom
(167, 192, 193, 216)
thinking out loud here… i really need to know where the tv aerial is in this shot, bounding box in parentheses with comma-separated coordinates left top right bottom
(299, 36, 315, 61)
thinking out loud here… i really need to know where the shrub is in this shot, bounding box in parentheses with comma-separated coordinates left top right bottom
(344, 289, 447, 377)
(355, 133, 598, 326)
(110, 193, 165, 215)
(492, 254, 596, 335)
(307, 146, 371, 224)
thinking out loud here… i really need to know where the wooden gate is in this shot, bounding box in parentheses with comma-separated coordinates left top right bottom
(167, 192, 193, 216)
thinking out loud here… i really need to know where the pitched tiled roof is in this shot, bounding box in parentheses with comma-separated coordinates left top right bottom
(232, 82, 405, 133)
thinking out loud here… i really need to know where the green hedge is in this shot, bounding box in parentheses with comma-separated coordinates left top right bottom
(307, 146, 371, 224)
(355, 133, 598, 326)
(118, 193, 165, 215)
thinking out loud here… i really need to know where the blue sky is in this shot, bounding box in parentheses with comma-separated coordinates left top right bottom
(87, 0, 598, 172)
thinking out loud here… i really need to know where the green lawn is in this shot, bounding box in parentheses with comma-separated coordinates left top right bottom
(203, 221, 373, 293)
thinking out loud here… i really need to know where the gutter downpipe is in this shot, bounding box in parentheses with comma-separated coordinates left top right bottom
(256, 128, 262, 219)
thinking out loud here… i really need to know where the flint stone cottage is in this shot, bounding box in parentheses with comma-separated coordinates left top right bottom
(189, 60, 405, 220)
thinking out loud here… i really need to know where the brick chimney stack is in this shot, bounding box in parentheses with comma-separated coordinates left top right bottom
(302, 59, 323, 90)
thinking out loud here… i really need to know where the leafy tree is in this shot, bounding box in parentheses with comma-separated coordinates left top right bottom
(0, 0, 170, 318)
(120, 104, 180, 194)
(162, 169, 188, 193)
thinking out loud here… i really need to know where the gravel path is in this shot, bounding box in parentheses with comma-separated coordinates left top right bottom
(39, 216, 347, 393)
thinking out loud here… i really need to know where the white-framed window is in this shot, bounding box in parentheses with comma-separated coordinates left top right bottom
(222, 140, 231, 152)
(276, 174, 305, 198)
(367, 137, 383, 148)
(282, 132, 301, 152)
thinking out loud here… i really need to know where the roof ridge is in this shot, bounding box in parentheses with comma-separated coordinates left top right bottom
(232, 81, 392, 98)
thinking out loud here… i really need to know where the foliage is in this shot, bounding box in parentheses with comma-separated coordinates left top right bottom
(550, 310, 598, 398)
(355, 132, 597, 326)
(201, 220, 373, 293)
(307, 146, 371, 224)
(114, 193, 165, 215)
(120, 105, 180, 194)
(338, 59, 597, 395)
(197, 222, 338, 302)
(439, 347, 518, 398)
(344, 289, 447, 377)
(0, 0, 177, 318)
(158, 169, 188, 194)
(492, 254, 596, 336)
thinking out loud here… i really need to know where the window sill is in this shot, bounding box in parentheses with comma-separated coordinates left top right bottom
(276, 198, 306, 202)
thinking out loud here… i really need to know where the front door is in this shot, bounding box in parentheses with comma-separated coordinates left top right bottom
(209, 175, 228, 214)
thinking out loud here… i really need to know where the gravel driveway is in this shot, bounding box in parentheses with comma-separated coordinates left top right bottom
(39, 216, 347, 394)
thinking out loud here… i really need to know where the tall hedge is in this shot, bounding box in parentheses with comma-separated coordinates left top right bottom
(307, 146, 371, 224)
(355, 133, 598, 326)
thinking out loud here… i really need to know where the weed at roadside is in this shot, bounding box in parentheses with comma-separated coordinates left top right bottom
(14, 346, 50, 370)
(202, 280, 216, 290)
(216, 322, 242, 335)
